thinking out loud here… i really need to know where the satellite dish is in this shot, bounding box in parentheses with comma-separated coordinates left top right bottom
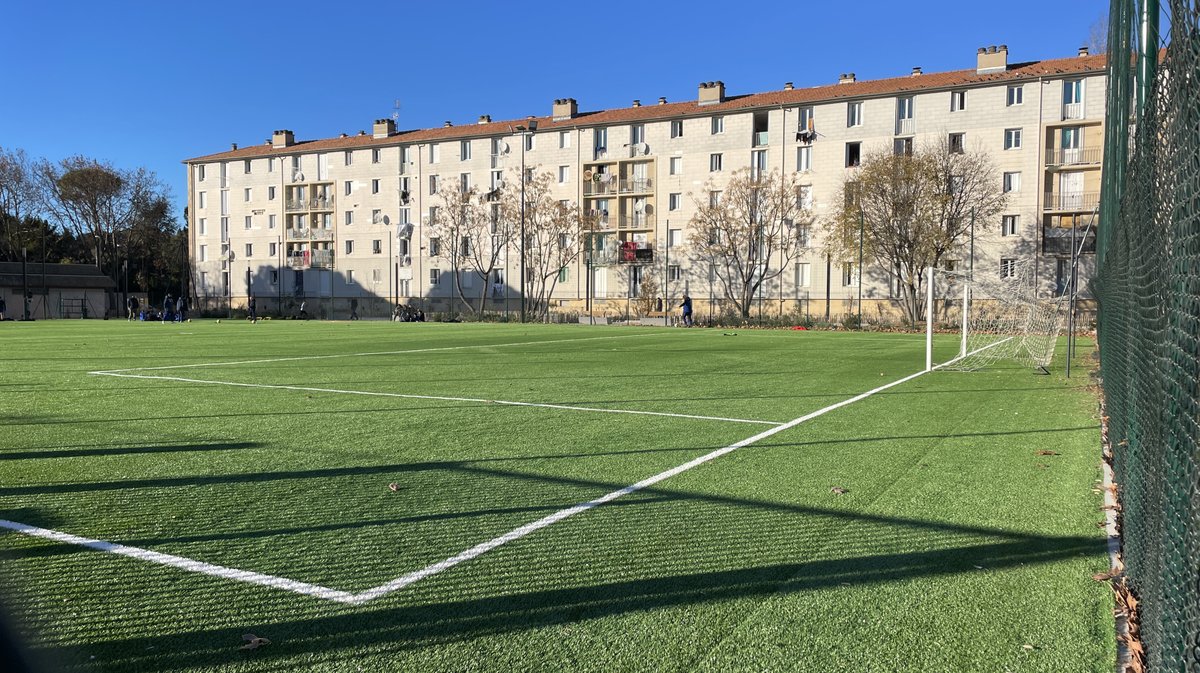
(382, 214, 391, 226)
(294, 171, 304, 182)
(634, 199, 645, 213)
(638, 142, 649, 154)
(499, 142, 510, 154)
(583, 169, 593, 182)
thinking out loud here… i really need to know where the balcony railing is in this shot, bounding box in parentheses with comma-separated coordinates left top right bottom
(285, 197, 335, 212)
(311, 250, 335, 268)
(583, 180, 619, 196)
(752, 131, 769, 147)
(490, 153, 505, 169)
(1043, 191, 1099, 211)
(617, 242, 654, 264)
(1062, 102, 1084, 120)
(1042, 225, 1097, 254)
(287, 252, 310, 269)
(619, 178, 653, 194)
(310, 227, 335, 239)
(1046, 147, 1102, 166)
(285, 228, 310, 241)
(618, 214, 655, 230)
(895, 118, 915, 135)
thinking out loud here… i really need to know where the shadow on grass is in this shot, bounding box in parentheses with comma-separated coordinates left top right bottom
(0, 442, 262, 461)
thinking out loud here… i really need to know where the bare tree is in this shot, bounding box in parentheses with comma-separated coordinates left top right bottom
(427, 182, 515, 315)
(0, 147, 40, 259)
(501, 168, 588, 322)
(1088, 13, 1109, 54)
(825, 140, 1008, 324)
(686, 168, 811, 319)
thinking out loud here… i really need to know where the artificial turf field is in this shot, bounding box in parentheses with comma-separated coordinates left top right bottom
(0, 320, 1113, 672)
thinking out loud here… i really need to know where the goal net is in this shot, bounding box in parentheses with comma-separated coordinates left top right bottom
(926, 261, 1066, 372)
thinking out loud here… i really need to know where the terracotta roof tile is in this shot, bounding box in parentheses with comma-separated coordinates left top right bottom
(185, 53, 1107, 164)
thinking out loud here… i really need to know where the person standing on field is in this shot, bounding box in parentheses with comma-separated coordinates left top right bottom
(248, 296, 258, 323)
(680, 294, 694, 327)
(162, 294, 172, 324)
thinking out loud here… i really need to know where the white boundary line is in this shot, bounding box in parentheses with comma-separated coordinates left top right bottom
(88, 372, 782, 426)
(7, 356, 955, 605)
(91, 332, 659, 375)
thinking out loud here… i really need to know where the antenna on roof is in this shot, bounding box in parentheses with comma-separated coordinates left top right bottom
(392, 99, 402, 123)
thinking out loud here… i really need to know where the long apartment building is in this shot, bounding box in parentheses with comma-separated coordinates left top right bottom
(184, 45, 1106, 318)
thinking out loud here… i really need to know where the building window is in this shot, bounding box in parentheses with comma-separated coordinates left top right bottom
(842, 262, 857, 286)
(199, 245, 207, 262)
(523, 133, 534, 152)
(429, 144, 440, 163)
(1007, 85, 1024, 106)
(796, 223, 811, 247)
(950, 90, 966, 112)
(668, 265, 682, 281)
(268, 214, 277, 229)
(670, 157, 682, 175)
(795, 262, 811, 287)
(668, 193, 681, 211)
(344, 150, 353, 166)
(559, 131, 570, 149)
(372, 148, 381, 164)
(244, 159, 251, 174)
(345, 269, 355, 285)
(241, 215, 251, 230)
(557, 266, 569, 283)
(664, 119, 680, 139)
(267, 158, 275, 173)
(198, 192, 207, 209)
(344, 240, 354, 255)
(372, 239, 382, 254)
(345, 210, 353, 226)
(460, 140, 471, 161)
(429, 175, 439, 195)
(1003, 172, 1021, 193)
(268, 186, 276, 200)
(371, 208, 381, 224)
(1000, 258, 1017, 278)
(711, 116, 724, 134)
(344, 180, 352, 196)
(709, 153, 723, 172)
(429, 236, 441, 256)
(430, 268, 441, 285)
(845, 142, 862, 167)
(948, 133, 965, 154)
(1002, 215, 1019, 236)
(797, 146, 812, 172)
(198, 218, 207, 236)
(558, 165, 569, 183)
(371, 179, 380, 194)
(197, 165, 206, 181)
(896, 96, 914, 120)
(847, 101, 862, 127)
(709, 190, 722, 207)
(797, 185, 813, 210)
(269, 242, 277, 257)
(245, 243, 253, 257)
(798, 106, 815, 134)
(894, 137, 913, 156)
(1004, 128, 1022, 150)
(270, 270, 278, 285)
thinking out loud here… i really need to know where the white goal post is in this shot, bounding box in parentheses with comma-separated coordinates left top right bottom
(924, 262, 1067, 373)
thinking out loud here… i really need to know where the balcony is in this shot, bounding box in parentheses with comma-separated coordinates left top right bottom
(1042, 225, 1097, 254)
(311, 250, 335, 268)
(752, 131, 769, 147)
(310, 227, 335, 240)
(617, 241, 654, 264)
(285, 197, 335, 212)
(584, 180, 619, 196)
(287, 252, 310, 269)
(1046, 147, 1102, 166)
(1043, 191, 1099, 212)
(1062, 102, 1084, 120)
(618, 214, 655, 230)
(895, 118, 915, 135)
(490, 153, 505, 169)
(285, 228, 310, 241)
(619, 178, 653, 194)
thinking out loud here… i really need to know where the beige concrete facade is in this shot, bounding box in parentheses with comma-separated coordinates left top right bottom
(185, 47, 1106, 320)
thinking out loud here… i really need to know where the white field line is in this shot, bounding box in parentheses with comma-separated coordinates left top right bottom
(89, 372, 781, 426)
(5, 339, 982, 604)
(0, 519, 357, 604)
(91, 331, 659, 375)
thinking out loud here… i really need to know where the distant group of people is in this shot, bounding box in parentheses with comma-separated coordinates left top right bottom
(392, 304, 426, 322)
(127, 295, 187, 323)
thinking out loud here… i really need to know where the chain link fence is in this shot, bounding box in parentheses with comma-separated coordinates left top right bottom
(1094, 2, 1200, 670)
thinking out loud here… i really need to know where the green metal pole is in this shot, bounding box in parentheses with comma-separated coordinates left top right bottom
(857, 209, 864, 326)
(1137, 0, 1160, 118)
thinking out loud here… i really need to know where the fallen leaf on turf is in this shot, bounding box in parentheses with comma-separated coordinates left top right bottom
(830, 487, 848, 495)
(1035, 450, 1060, 456)
(1093, 570, 1120, 582)
(388, 482, 399, 492)
(241, 634, 270, 650)
(1022, 644, 1036, 651)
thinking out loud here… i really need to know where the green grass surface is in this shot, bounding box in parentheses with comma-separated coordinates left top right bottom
(0, 320, 1113, 672)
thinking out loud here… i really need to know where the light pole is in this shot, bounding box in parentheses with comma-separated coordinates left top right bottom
(511, 120, 537, 322)
(857, 208, 864, 326)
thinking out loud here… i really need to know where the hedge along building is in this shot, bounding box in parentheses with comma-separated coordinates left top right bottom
(183, 45, 1105, 321)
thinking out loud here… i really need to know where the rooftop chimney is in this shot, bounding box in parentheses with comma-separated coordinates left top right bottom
(658, 97, 667, 105)
(784, 82, 794, 90)
(231, 143, 238, 151)
(478, 115, 491, 124)
(373, 118, 395, 139)
(271, 130, 294, 149)
(1078, 46, 1090, 57)
(976, 44, 1008, 74)
(632, 99, 641, 107)
(698, 81, 725, 106)
(552, 98, 577, 120)
(358, 130, 366, 136)
(838, 73, 856, 84)
(911, 67, 922, 76)
(443, 121, 453, 128)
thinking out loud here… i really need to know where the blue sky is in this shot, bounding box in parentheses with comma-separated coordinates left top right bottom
(1, 1, 1105, 220)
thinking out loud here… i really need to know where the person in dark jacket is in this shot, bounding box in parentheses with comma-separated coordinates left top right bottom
(680, 294, 694, 327)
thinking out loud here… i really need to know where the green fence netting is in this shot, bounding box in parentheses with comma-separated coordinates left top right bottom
(1095, 1, 1200, 670)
